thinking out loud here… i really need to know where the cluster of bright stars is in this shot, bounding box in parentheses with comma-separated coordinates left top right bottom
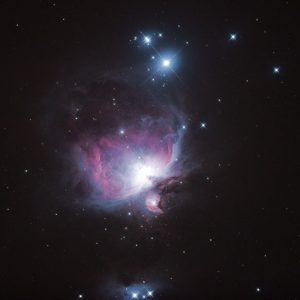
(131, 290, 154, 299)
(131, 31, 180, 81)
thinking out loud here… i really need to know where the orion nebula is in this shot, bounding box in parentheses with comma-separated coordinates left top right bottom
(60, 75, 189, 215)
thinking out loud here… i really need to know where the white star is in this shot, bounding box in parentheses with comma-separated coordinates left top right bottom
(158, 33, 163, 37)
(229, 33, 237, 40)
(119, 129, 125, 135)
(78, 294, 83, 299)
(162, 59, 171, 67)
(132, 292, 138, 298)
(144, 36, 151, 45)
(200, 122, 206, 128)
(147, 290, 154, 297)
(256, 287, 261, 293)
(273, 67, 280, 74)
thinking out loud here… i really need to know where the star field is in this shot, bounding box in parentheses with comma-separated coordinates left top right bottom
(1, 1, 299, 300)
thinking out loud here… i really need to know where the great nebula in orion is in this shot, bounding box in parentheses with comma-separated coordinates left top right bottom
(53, 73, 190, 215)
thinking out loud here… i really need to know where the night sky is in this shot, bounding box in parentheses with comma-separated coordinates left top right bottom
(1, 1, 299, 299)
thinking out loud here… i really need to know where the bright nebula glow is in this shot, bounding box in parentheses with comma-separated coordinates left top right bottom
(132, 162, 161, 189)
(72, 110, 185, 213)
(145, 192, 162, 214)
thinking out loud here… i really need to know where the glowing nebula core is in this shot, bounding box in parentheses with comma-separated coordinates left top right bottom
(72, 112, 185, 213)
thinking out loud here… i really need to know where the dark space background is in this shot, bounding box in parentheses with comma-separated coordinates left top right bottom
(1, 1, 299, 299)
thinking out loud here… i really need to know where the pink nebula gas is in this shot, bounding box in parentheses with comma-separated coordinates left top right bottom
(73, 116, 183, 213)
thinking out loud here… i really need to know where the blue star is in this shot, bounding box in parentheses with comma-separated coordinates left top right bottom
(162, 58, 171, 68)
(144, 36, 151, 45)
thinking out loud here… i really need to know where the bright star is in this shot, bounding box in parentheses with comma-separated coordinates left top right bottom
(132, 292, 138, 298)
(144, 36, 151, 45)
(119, 129, 125, 135)
(182, 125, 186, 130)
(273, 67, 280, 74)
(147, 290, 154, 297)
(229, 33, 237, 40)
(78, 294, 83, 299)
(200, 122, 206, 128)
(158, 32, 163, 37)
(256, 287, 261, 293)
(162, 59, 171, 67)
